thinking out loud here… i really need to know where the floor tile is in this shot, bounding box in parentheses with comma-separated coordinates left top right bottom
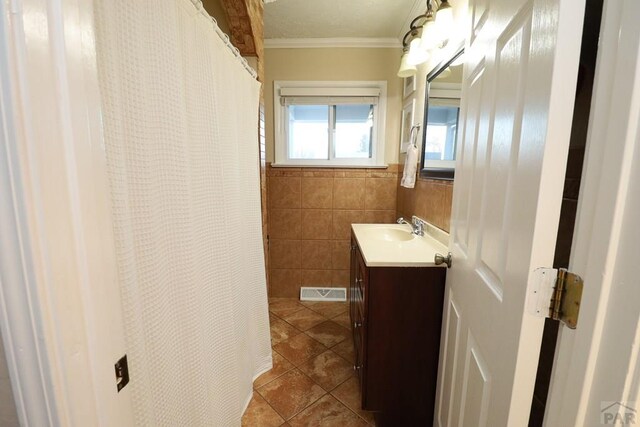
(254, 351, 295, 389)
(298, 350, 354, 391)
(273, 333, 327, 366)
(270, 319, 301, 345)
(257, 369, 326, 420)
(331, 377, 375, 424)
(306, 302, 349, 319)
(242, 392, 285, 427)
(282, 307, 326, 331)
(288, 394, 368, 427)
(269, 299, 305, 318)
(332, 310, 351, 330)
(331, 339, 356, 364)
(305, 321, 351, 347)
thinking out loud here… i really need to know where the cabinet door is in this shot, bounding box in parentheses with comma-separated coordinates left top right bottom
(349, 238, 357, 328)
(353, 247, 368, 386)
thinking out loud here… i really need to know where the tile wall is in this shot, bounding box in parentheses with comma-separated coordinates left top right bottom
(396, 165, 454, 233)
(267, 164, 399, 297)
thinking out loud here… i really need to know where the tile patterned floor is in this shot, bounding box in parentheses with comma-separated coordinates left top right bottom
(242, 299, 376, 426)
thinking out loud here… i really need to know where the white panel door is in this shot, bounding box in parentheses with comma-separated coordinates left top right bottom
(434, 0, 585, 426)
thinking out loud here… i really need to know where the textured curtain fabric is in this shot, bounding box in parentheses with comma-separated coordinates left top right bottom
(94, 1, 271, 425)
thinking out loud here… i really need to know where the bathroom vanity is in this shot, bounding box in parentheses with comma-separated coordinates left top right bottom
(350, 223, 448, 426)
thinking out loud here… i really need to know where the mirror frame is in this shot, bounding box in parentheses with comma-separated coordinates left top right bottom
(419, 46, 465, 181)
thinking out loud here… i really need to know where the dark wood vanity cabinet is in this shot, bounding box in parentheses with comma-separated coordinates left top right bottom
(349, 232, 447, 426)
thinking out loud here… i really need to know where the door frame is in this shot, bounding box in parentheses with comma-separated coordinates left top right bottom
(0, 1, 58, 424)
(544, 0, 640, 425)
(0, 0, 133, 425)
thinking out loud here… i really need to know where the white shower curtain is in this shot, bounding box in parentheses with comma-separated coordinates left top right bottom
(94, 1, 272, 425)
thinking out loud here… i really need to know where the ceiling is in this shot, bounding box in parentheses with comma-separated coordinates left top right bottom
(264, 0, 424, 43)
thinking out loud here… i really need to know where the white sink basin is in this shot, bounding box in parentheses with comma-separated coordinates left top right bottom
(351, 223, 448, 267)
(371, 226, 416, 242)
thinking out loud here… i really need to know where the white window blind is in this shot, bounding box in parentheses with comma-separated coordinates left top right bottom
(281, 96, 379, 106)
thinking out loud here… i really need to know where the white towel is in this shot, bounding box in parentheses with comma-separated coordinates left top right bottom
(401, 143, 419, 188)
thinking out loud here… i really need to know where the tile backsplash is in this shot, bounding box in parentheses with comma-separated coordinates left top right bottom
(266, 163, 453, 297)
(267, 164, 398, 297)
(396, 165, 453, 233)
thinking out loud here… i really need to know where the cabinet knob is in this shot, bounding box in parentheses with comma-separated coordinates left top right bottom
(353, 321, 362, 329)
(353, 365, 361, 371)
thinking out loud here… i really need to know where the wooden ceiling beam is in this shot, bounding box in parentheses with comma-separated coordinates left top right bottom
(219, 0, 258, 56)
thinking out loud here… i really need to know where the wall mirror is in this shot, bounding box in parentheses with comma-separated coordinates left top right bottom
(420, 47, 464, 180)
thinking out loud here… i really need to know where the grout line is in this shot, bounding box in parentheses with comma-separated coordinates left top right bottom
(266, 302, 369, 421)
(283, 368, 328, 421)
(329, 380, 376, 426)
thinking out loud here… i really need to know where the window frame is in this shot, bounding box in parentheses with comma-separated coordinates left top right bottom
(273, 81, 387, 168)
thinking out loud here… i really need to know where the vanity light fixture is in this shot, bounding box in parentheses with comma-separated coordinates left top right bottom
(435, 0, 454, 32)
(398, 46, 418, 78)
(407, 36, 430, 66)
(397, 0, 454, 77)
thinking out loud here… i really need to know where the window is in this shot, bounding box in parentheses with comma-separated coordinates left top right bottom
(274, 81, 387, 167)
(424, 99, 460, 164)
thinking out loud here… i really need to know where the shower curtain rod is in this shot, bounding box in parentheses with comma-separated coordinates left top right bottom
(190, 0, 258, 79)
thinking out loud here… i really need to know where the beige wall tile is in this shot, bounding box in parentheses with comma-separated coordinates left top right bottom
(267, 165, 301, 177)
(269, 209, 301, 239)
(301, 209, 332, 240)
(365, 177, 397, 210)
(333, 170, 366, 178)
(332, 210, 365, 240)
(300, 241, 332, 270)
(399, 185, 418, 220)
(302, 169, 335, 178)
(302, 177, 333, 209)
(424, 183, 446, 230)
(269, 176, 301, 208)
(266, 165, 412, 297)
(332, 270, 350, 287)
(270, 239, 302, 269)
(397, 178, 453, 233)
(301, 270, 333, 286)
(333, 178, 365, 209)
(363, 210, 396, 224)
(331, 240, 351, 271)
(443, 184, 453, 231)
(270, 269, 302, 297)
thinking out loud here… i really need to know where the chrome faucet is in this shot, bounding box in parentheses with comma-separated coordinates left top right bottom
(397, 217, 425, 236)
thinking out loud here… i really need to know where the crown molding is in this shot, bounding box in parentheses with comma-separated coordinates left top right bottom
(265, 37, 403, 49)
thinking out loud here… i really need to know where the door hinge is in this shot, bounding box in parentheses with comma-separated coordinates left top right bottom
(527, 268, 584, 329)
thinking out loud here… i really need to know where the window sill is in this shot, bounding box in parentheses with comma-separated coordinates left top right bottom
(271, 163, 389, 169)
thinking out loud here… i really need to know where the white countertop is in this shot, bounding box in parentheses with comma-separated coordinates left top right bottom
(351, 223, 449, 267)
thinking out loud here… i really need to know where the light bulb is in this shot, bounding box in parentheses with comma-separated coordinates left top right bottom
(397, 52, 417, 78)
(420, 18, 441, 51)
(436, 1, 454, 37)
(407, 38, 430, 66)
